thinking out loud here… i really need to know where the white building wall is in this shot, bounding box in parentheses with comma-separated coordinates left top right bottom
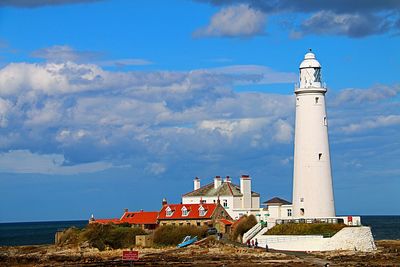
(251, 196, 260, 209)
(252, 226, 375, 252)
(240, 176, 252, 209)
(182, 195, 235, 218)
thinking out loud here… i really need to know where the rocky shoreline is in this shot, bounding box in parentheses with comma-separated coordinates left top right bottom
(0, 240, 399, 266)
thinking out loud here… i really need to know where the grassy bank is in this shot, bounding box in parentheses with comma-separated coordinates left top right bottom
(58, 223, 146, 250)
(265, 223, 347, 237)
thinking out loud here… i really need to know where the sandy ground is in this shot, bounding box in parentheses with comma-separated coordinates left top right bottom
(0, 240, 399, 266)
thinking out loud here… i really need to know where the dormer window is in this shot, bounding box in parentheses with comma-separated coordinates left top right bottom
(166, 206, 173, 217)
(199, 205, 207, 217)
(181, 206, 189, 216)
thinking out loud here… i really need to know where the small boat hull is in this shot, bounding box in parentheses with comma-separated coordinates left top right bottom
(177, 236, 198, 248)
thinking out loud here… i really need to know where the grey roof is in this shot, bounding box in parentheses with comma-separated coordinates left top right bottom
(183, 182, 260, 197)
(263, 197, 292, 205)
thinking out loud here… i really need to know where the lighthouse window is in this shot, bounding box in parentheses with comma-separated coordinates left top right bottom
(314, 68, 321, 82)
(324, 117, 327, 126)
(319, 153, 322, 160)
(315, 97, 319, 104)
(300, 208, 305, 215)
(300, 198, 304, 202)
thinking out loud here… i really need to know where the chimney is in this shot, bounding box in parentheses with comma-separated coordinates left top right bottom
(124, 208, 128, 213)
(194, 177, 200, 190)
(224, 176, 231, 183)
(162, 198, 167, 207)
(240, 175, 252, 209)
(214, 175, 222, 189)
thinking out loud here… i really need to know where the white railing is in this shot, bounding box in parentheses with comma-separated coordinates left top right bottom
(242, 222, 263, 243)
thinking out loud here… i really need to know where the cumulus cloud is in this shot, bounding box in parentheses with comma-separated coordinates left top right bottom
(0, 0, 103, 8)
(196, 0, 400, 38)
(193, 4, 267, 38)
(0, 60, 297, 173)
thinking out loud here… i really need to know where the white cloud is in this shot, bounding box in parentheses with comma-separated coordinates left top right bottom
(0, 150, 113, 174)
(31, 45, 100, 63)
(0, 98, 12, 127)
(198, 117, 271, 139)
(341, 115, 400, 133)
(273, 119, 293, 143)
(333, 84, 400, 105)
(193, 4, 267, 38)
(146, 163, 166, 175)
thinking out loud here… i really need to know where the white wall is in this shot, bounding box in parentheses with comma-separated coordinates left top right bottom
(253, 226, 375, 252)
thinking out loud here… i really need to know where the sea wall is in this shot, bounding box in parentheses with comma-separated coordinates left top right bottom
(252, 226, 376, 252)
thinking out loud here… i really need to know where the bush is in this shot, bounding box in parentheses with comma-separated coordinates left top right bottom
(59, 223, 147, 251)
(265, 223, 346, 237)
(231, 215, 257, 242)
(58, 227, 81, 246)
(153, 225, 207, 246)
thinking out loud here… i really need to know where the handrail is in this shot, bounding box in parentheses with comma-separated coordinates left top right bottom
(242, 222, 263, 243)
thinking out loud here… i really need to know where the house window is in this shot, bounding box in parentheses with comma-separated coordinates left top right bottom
(199, 206, 207, 216)
(166, 206, 173, 217)
(223, 199, 228, 208)
(287, 209, 292, 217)
(201, 199, 206, 204)
(181, 207, 189, 216)
(197, 222, 201, 226)
(315, 97, 319, 104)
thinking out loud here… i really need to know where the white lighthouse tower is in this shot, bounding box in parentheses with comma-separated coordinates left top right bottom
(292, 50, 335, 218)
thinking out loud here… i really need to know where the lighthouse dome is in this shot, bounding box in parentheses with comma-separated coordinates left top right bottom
(299, 50, 321, 69)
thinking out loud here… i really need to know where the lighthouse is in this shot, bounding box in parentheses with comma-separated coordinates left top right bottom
(292, 50, 335, 218)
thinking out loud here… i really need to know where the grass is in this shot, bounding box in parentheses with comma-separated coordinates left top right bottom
(265, 223, 347, 237)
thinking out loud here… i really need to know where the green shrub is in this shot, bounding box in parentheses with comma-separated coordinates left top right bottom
(58, 227, 81, 246)
(153, 225, 207, 246)
(231, 215, 257, 242)
(265, 223, 346, 237)
(73, 223, 147, 250)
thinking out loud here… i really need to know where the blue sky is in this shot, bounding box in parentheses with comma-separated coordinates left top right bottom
(0, 0, 399, 222)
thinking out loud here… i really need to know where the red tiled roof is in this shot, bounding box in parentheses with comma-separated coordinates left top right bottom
(120, 211, 159, 225)
(158, 203, 218, 220)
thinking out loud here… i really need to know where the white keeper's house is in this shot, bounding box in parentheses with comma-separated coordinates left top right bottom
(182, 175, 260, 220)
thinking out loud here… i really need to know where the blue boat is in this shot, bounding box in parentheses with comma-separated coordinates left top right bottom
(177, 235, 198, 248)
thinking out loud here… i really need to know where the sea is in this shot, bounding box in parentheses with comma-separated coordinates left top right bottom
(0, 216, 399, 246)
